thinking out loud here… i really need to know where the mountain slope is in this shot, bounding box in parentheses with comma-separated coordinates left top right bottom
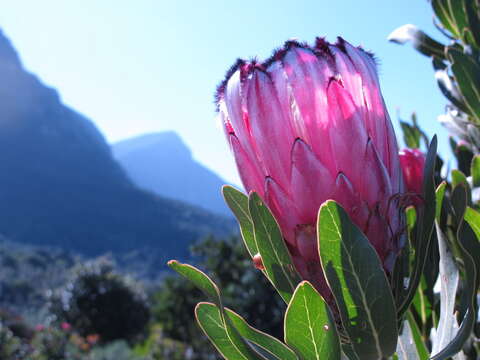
(112, 132, 231, 216)
(0, 29, 234, 263)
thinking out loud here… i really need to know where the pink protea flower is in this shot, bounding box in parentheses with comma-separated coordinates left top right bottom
(216, 37, 405, 297)
(399, 148, 425, 201)
(61, 322, 72, 331)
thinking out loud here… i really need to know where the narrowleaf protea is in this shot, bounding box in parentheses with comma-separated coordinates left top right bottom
(399, 148, 425, 200)
(216, 37, 406, 297)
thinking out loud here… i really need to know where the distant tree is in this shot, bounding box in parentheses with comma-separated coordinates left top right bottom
(49, 259, 150, 344)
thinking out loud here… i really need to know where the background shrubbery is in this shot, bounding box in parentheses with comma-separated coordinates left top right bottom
(49, 259, 150, 344)
(0, 236, 283, 359)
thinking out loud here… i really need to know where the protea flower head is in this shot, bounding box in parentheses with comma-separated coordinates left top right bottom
(216, 37, 405, 297)
(399, 148, 425, 199)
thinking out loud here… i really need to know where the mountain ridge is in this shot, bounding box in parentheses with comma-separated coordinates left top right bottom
(0, 29, 234, 263)
(112, 131, 232, 216)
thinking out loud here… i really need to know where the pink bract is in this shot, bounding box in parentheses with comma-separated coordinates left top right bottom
(217, 37, 406, 298)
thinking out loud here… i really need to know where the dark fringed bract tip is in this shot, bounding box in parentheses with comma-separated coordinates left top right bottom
(215, 58, 246, 108)
(214, 34, 378, 109)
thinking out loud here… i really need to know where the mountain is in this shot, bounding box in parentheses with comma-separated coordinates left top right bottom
(0, 29, 234, 264)
(112, 132, 231, 216)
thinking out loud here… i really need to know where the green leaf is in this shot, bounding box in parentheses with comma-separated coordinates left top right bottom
(411, 275, 435, 342)
(222, 185, 258, 257)
(342, 345, 360, 360)
(447, 47, 480, 122)
(465, 206, 480, 242)
(410, 113, 430, 149)
(388, 24, 446, 58)
(451, 170, 472, 204)
(455, 142, 474, 178)
(432, 58, 469, 113)
(432, 0, 477, 46)
(432, 0, 459, 37)
(471, 156, 480, 187)
(431, 188, 480, 360)
(400, 121, 421, 149)
(168, 261, 265, 359)
(431, 223, 460, 357)
(198, 303, 298, 360)
(392, 247, 409, 316)
(463, 207, 480, 289)
(406, 206, 417, 233)
(435, 182, 447, 222)
(465, 0, 480, 48)
(248, 192, 301, 303)
(396, 319, 421, 360)
(407, 311, 430, 360)
(318, 200, 398, 360)
(451, 169, 468, 188)
(398, 136, 437, 318)
(195, 303, 265, 360)
(167, 260, 222, 308)
(284, 281, 340, 360)
(392, 206, 416, 308)
(449, 0, 469, 40)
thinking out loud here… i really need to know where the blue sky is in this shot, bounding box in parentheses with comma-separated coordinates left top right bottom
(0, 1, 448, 185)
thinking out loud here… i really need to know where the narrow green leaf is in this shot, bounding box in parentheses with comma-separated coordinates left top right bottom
(341, 345, 360, 360)
(471, 156, 480, 187)
(451, 170, 472, 204)
(398, 136, 437, 318)
(465, 206, 480, 243)
(451, 169, 468, 189)
(407, 311, 430, 360)
(392, 245, 409, 315)
(222, 185, 258, 257)
(410, 113, 430, 149)
(196, 303, 264, 360)
(396, 319, 421, 360)
(198, 303, 299, 360)
(318, 200, 398, 359)
(431, 224, 460, 357)
(392, 207, 414, 309)
(284, 281, 340, 360)
(465, 0, 480, 48)
(167, 260, 222, 308)
(435, 182, 447, 222)
(388, 24, 445, 58)
(449, 0, 469, 43)
(447, 47, 480, 122)
(411, 275, 435, 341)
(432, 0, 459, 36)
(433, 0, 476, 46)
(432, 59, 468, 113)
(400, 121, 420, 149)
(248, 192, 301, 303)
(168, 261, 266, 359)
(431, 188, 479, 360)
(406, 206, 417, 233)
(463, 207, 480, 290)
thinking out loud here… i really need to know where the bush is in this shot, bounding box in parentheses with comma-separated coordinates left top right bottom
(0, 321, 29, 360)
(49, 259, 150, 344)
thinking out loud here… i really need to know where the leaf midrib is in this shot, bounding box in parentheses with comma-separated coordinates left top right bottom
(255, 203, 297, 292)
(302, 289, 321, 359)
(326, 206, 384, 359)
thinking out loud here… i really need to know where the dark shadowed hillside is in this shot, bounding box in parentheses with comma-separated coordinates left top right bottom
(112, 132, 231, 216)
(0, 30, 234, 263)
